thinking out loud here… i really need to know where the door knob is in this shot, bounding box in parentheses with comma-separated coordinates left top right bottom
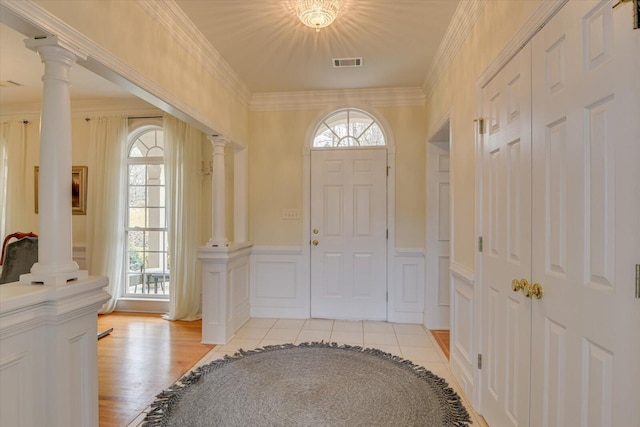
(529, 283, 543, 299)
(512, 279, 524, 292)
(512, 278, 529, 295)
(312, 240, 319, 246)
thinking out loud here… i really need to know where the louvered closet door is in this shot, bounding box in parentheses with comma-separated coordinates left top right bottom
(530, 1, 640, 425)
(480, 43, 533, 427)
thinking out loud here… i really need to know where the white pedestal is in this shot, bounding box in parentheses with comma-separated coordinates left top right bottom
(0, 277, 110, 427)
(198, 242, 252, 344)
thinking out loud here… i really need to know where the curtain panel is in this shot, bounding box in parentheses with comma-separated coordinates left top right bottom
(86, 116, 128, 314)
(163, 115, 204, 321)
(0, 120, 28, 241)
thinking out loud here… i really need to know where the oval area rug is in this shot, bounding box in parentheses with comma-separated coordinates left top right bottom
(143, 342, 471, 426)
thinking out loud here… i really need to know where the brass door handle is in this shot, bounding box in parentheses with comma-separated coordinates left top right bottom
(312, 240, 319, 246)
(529, 283, 543, 299)
(512, 279, 524, 292)
(512, 278, 530, 295)
(513, 278, 543, 299)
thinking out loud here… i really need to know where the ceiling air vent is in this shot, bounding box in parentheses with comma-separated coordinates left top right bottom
(333, 57, 363, 68)
(0, 80, 22, 88)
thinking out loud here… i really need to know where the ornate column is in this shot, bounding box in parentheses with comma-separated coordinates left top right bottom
(22, 36, 88, 285)
(208, 136, 228, 247)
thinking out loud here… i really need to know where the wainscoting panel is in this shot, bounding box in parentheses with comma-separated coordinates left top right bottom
(0, 350, 36, 427)
(250, 246, 425, 324)
(389, 249, 425, 323)
(229, 261, 250, 334)
(0, 277, 108, 426)
(450, 262, 476, 400)
(250, 246, 309, 319)
(199, 243, 252, 344)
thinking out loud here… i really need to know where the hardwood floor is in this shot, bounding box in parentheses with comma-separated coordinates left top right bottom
(97, 312, 215, 427)
(431, 329, 450, 360)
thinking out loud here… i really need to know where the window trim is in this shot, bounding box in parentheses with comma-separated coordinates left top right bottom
(311, 107, 387, 149)
(123, 124, 169, 300)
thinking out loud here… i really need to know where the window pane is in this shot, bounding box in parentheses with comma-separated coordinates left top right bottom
(129, 144, 144, 158)
(128, 249, 144, 272)
(129, 186, 146, 207)
(129, 208, 146, 228)
(146, 164, 164, 183)
(147, 208, 166, 228)
(147, 146, 164, 157)
(146, 185, 165, 207)
(360, 123, 385, 146)
(339, 136, 359, 147)
(129, 164, 146, 185)
(312, 109, 385, 148)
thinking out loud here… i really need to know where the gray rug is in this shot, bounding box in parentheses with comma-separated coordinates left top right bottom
(143, 342, 471, 426)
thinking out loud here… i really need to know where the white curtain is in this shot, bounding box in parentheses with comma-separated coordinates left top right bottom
(86, 116, 128, 314)
(0, 120, 28, 240)
(163, 115, 204, 321)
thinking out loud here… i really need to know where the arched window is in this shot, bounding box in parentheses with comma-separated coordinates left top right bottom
(312, 108, 386, 148)
(124, 126, 169, 297)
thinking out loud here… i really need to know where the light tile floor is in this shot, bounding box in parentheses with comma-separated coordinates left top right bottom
(129, 318, 489, 426)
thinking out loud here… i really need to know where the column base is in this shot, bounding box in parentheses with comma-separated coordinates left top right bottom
(20, 269, 89, 286)
(207, 238, 229, 247)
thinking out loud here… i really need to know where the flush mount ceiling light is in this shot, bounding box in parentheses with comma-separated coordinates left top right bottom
(295, 0, 340, 32)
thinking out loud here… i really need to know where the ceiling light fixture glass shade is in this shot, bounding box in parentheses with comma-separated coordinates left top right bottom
(296, 0, 340, 32)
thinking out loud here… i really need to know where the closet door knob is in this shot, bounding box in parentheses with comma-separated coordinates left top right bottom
(529, 283, 543, 299)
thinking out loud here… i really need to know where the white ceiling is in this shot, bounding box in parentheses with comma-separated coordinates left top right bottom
(0, 0, 459, 109)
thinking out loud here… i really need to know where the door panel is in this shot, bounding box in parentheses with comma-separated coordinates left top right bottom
(481, 43, 533, 427)
(426, 141, 450, 328)
(310, 149, 387, 320)
(530, 1, 640, 425)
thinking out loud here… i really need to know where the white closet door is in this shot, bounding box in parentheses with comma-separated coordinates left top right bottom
(426, 141, 450, 329)
(480, 43, 533, 427)
(310, 149, 387, 320)
(530, 1, 640, 425)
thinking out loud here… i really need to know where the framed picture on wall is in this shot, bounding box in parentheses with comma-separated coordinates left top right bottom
(34, 165, 88, 215)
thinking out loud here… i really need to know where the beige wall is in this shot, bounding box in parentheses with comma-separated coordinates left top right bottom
(249, 105, 427, 248)
(18, 0, 546, 265)
(425, 0, 542, 270)
(19, 117, 92, 244)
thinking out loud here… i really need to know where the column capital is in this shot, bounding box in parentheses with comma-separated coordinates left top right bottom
(208, 135, 230, 147)
(24, 35, 87, 61)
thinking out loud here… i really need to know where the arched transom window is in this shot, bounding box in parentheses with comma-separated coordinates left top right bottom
(313, 108, 386, 147)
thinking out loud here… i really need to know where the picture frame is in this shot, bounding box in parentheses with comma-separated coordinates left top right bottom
(34, 165, 88, 215)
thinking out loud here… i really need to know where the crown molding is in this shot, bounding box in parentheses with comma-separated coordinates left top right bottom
(250, 87, 426, 111)
(422, 0, 486, 101)
(0, 97, 162, 121)
(137, 0, 252, 107)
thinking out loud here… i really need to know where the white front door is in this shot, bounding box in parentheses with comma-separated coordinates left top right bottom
(530, 1, 640, 425)
(310, 148, 387, 320)
(480, 42, 533, 427)
(426, 141, 451, 329)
